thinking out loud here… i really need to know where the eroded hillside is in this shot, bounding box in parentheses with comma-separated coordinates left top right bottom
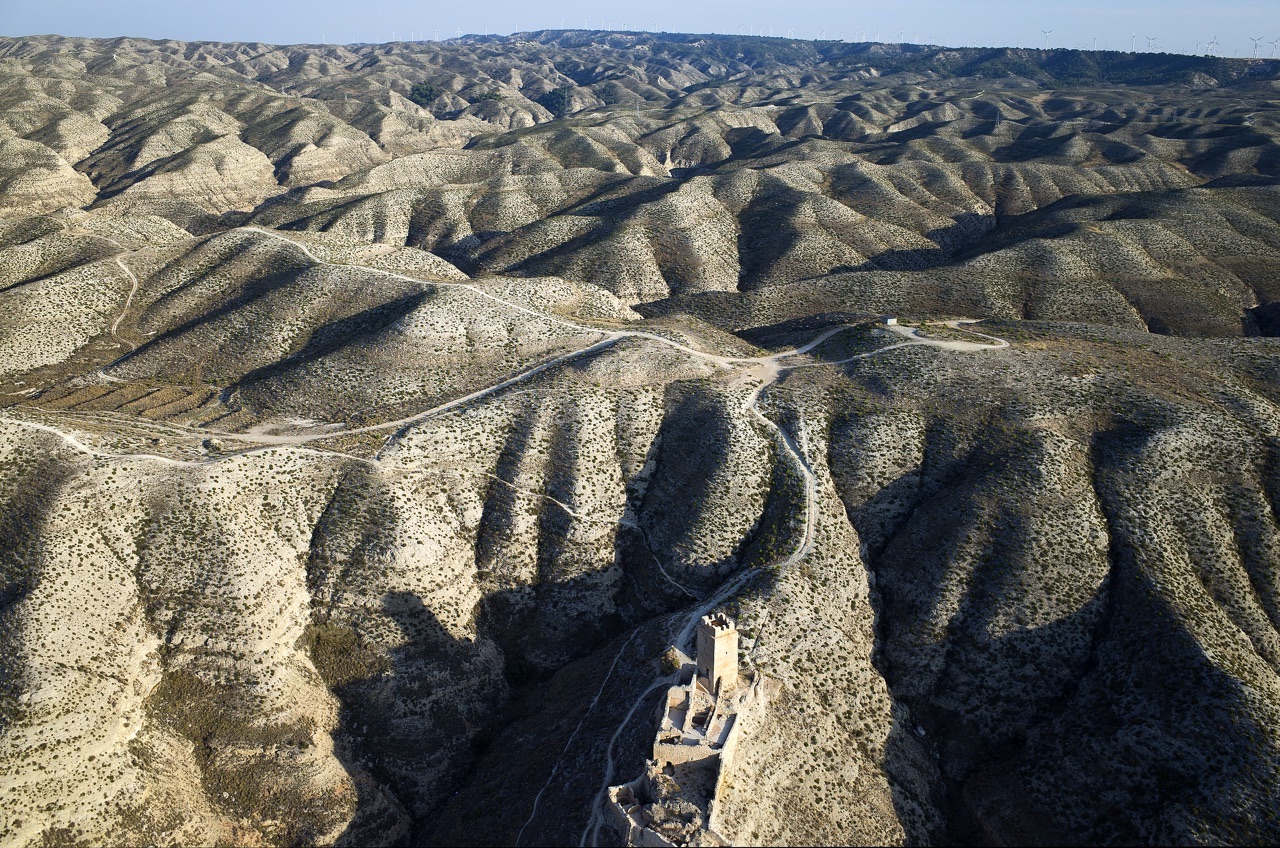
(1, 30, 1279, 847)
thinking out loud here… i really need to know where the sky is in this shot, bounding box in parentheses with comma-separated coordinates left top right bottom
(2, 0, 1279, 58)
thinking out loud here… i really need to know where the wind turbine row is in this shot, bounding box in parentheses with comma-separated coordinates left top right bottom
(338, 26, 1280, 56)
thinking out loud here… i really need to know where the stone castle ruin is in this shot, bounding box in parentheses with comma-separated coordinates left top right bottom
(607, 615, 763, 847)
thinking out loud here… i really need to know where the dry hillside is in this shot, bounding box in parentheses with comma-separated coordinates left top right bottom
(1, 30, 1279, 847)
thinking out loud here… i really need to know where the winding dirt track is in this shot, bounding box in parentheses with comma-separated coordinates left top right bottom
(17, 226, 1004, 458)
(109, 256, 139, 350)
(84, 227, 1008, 449)
(571, 320, 1005, 847)
(578, 363, 819, 847)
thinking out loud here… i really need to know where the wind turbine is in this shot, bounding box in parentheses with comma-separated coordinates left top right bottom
(1146, 36, 1157, 52)
(1251, 36, 1264, 57)
(1042, 29, 1052, 49)
(1208, 35, 1219, 56)
(1270, 37, 1280, 57)
(1131, 33, 1137, 52)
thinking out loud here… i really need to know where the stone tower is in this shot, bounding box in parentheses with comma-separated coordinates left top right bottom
(696, 614, 738, 694)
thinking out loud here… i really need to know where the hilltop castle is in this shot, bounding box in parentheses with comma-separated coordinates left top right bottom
(607, 614, 760, 847)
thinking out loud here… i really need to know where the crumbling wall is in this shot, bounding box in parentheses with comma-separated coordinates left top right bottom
(653, 740, 721, 768)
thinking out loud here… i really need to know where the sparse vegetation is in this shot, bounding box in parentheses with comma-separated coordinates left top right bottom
(0, 27, 1278, 848)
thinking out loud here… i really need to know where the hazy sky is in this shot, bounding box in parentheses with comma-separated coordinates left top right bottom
(3, 0, 1279, 58)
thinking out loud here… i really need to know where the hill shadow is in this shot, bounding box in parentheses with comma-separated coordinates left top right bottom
(864, 422, 1280, 844)
(311, 521, 704, 844)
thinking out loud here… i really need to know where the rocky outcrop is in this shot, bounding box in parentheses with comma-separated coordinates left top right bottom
(0, 138, 96, 213)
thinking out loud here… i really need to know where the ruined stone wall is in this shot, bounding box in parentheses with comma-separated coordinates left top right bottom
(652, 740, 721, 768)
(716, 714, 742, 773)
(707, 685, 754, 834)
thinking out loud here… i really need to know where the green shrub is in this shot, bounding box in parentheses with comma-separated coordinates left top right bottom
(537, 85, 576, 117)
(302, 623, 389, 687)
(408, 81, 442, 107)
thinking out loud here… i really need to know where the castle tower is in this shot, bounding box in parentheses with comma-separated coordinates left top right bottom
(696, 614, 738, 694)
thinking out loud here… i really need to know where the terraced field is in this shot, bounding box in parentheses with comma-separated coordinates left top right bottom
(1, 30, 1279, 847)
